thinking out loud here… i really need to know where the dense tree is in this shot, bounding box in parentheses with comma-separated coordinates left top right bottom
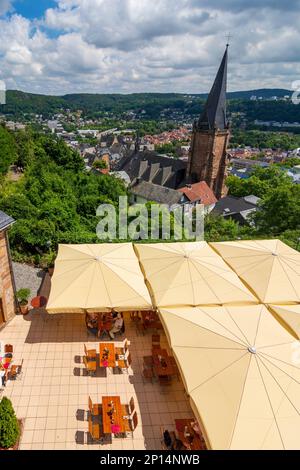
(0, 129, 127, 264)
(0, 125, 16, 176)
(37, 136, 84, 172)
(204, 215, 240, 242)
(254, 185, 300, 234)
(14, 129, 35, 169)
(230, 129, 300, 150)
(227, 166, 292, 198)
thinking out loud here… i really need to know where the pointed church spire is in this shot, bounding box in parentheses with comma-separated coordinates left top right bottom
(197, 45, 228, 131)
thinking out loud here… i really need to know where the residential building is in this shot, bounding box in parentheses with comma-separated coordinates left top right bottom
(178, 181, 217, 214)
(130, 180, 186, 207)
(212, 195, 261, 225)
(230, 158, 270, 171)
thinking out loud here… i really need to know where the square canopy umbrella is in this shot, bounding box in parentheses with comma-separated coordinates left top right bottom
(46, 243, 153, 314)
(159, 304, 300, 450)
(269, 304, 300, 340)
(211, 239, 300, 304)
(134, 241, 258, 308)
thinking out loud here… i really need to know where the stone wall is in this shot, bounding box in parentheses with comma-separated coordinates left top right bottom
(0, 230, 16, 324)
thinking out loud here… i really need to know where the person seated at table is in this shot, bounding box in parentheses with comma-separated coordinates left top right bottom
(111, 309, 118, 319)
(0, 362, 9, 387)
(171, 438, 185, 451)
(191, 420, 201, 436)
(85, 313, 99, 336)
(109, 313, 124, 339)
(97, 312, 111, 337)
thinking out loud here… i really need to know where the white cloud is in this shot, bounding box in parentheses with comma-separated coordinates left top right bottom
(0, 1, 300, 94)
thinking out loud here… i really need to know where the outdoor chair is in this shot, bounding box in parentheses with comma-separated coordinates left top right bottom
(4, 344, 13, 354)
(121, 396, 134, 417)
(83, 356, 96, 376)
(118, 352, 132, 373)
(116, 339, 130, 358)
(152, 335, 161, 354)
(121, 396, 134, 419)
(123, 411, 138, 438)
(130, 311, 140, 322)
(9, 359, 23, 381)
(121, 403, 130, 418)
(88, 396, 100, 417)
(84, 344, 97, 360)
(88, 416, 104, 443)
(129, 396, 135, 414)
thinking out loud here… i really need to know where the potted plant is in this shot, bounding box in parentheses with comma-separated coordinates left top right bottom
(0, 397, 20, 450)
(16, 288, 31, 315)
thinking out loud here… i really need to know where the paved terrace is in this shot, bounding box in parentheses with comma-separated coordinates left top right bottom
(0, 311, 194, 450)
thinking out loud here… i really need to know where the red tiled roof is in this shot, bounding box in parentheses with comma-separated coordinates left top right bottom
(179, 181, 217, 206)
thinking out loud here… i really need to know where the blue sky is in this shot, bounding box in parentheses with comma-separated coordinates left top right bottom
(0, 0, 300, 95)
(13, 0, 56, 19)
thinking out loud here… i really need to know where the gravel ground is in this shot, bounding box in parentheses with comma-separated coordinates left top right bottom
(12, 262, 46, 302)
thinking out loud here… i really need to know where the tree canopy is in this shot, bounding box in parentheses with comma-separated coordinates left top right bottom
(0, 129, 127, 265)
(0, 125, 16, 176)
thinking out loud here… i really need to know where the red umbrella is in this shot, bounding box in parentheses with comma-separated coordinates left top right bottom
(31, 296, 47, 308)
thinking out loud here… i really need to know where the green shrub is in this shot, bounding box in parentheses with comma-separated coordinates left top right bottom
(16, 288, 31, 305)
(40, 250, 56, 269)
(0, 397, 20, 449)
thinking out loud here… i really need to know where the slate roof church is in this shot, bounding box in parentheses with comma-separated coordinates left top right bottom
(117, 45, 230, 201)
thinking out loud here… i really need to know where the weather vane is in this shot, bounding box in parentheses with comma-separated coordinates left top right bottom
(225, 33, 232, 47)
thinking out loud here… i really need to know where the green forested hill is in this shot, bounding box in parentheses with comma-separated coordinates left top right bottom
(0, 88, 294, 121)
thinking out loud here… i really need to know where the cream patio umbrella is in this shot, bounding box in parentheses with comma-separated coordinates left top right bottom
(47, 243, 153, 314)
(269, 304, 300, 340)
(211, 239, 300, 304)
(159, 304, 300, 450)
(134, 242, 257, 308)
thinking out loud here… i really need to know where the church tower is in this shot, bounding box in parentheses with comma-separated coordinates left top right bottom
(187, 45, 230, 199)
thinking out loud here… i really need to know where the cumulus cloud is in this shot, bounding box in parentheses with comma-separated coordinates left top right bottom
(191, 0, 300, 12)
(0, 0, 300, 94)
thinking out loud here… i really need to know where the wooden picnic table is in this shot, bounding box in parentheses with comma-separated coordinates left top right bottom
(99, 343, 116, 368)
(153, 348, 174, 377)
(102, 396, 126, 435)
(175, 419, 206, 451)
